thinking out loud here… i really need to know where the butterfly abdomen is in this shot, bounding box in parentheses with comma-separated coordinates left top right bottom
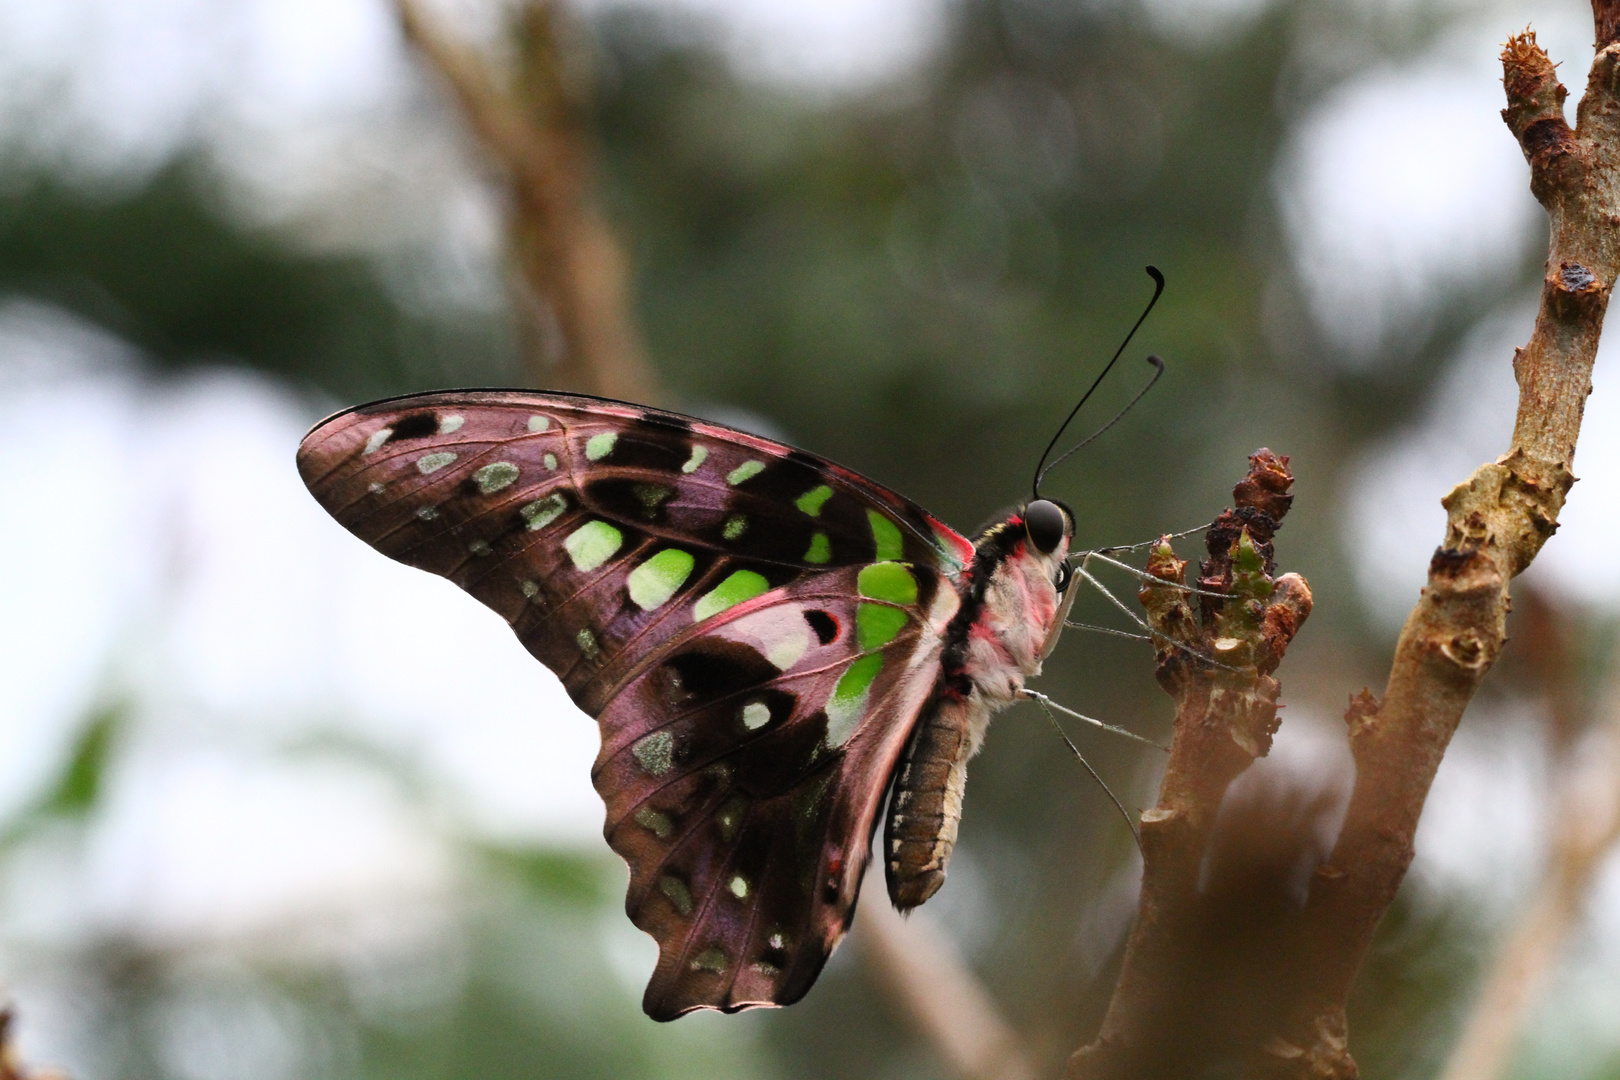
(883, 690, 993, 909)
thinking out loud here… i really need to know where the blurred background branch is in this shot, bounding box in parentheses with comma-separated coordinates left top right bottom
(1438, 597, 1620, 1080)
(856, 899, 1036, 1080)
(393, 0, 660, 401)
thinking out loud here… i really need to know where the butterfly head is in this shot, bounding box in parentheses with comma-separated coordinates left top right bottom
(969, 498, 1080, 670)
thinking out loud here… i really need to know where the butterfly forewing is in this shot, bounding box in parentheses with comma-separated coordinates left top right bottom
(296, 390, 971, 1018)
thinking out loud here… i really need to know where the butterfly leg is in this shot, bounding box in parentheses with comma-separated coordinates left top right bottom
(1024, 691, 1144, 854)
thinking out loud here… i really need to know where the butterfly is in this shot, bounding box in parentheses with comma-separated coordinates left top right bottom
(297, 389, 1085, 1019)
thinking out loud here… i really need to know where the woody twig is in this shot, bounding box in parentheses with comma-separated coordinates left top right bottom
(1250, 10, 1620, 1076)
(1068, 450, 1313, 1079)
(392, 0, 660, 401)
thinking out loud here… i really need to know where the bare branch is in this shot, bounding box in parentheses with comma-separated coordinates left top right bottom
(392, 0, 660, 401)
(856, 898, 1037, 1080)
(1253, 22, 1620, 1078)
(1067, 450, 1313, 1079)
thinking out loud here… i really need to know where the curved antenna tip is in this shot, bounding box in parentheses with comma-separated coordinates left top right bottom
(1145, 265, 1164, 285)
(1146, 353, 1165, 370)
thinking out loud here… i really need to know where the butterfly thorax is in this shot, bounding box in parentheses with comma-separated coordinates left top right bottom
(884, 515, 1076, 910)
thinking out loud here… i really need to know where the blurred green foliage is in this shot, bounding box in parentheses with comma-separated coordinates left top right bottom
(0, 0, 1566, 1077)
(0, 164, 516, 401)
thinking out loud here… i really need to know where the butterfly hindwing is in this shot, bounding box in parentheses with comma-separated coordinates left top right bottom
(296, 390, 972, 1018)
(598, 566, 956, 1017)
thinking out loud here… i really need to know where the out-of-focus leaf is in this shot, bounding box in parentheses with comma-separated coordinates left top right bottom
(37, 701, 121, 818)
(478, 845, 613, 907)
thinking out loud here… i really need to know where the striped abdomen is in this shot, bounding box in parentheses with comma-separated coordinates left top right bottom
(883, 690, 992, 910)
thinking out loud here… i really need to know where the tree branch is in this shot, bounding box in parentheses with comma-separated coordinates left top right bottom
(1067, 450, 1313, 1079)
(856, 898, 1036, 1080)
(1253, 19, 1620, 1078)
(392, 0, 660, 402)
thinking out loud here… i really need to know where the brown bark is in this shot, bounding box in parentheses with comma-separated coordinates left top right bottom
(1068, 451, 1313, 1079)
(393, 0, 661, 402)
(1247, 19, 1620, 1079)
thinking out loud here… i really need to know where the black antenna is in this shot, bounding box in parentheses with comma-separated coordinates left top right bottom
(1036, 355, 1164, 485)
(1031, 265, 1165, 500)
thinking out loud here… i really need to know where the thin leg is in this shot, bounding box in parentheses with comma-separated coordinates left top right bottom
(1026, 691, 1143, 855)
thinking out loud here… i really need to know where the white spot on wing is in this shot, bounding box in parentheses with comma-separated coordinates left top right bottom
(363, 428, 392, 454)
(527, 415, 551, 432)
(741, 701, 771, 729)
(438, 415, 465, 434)
(416, 451, 457, 474)
(765, 629, 809, 671)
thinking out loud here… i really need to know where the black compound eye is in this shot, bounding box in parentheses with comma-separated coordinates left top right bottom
(1024, 499, 1067, 555)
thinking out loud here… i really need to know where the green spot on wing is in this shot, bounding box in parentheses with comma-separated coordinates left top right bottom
(585, 433, 617, 461)
(723, 514, 748, 540)
(627, 549, 695, 610)
(682, 445, 708, 473)
(564, 520, 623, 572)
(575, 628, 600, 659)
(659, 875, 693, 915)
(826, 654, 883, 747)
(795, 484, 834, 516)
(633, 807, 673, 838)
(633, 731, 674, 776)
(727, 460, 765, 485)
(527, 415, 551, 432)
(691, 946, 727, 971)
(868, 510, 904, 561)
(473, 461, 520, 493)
(804, 532, 831, 563)
(857, 603, 909, 650)
(693, 570, 770, 621)
(858, 562, 918, 604)
(520, 493, 568, 530)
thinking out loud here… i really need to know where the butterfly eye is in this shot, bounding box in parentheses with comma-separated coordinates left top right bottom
(1054, 561, 1072, 593)
(1024, 499, 1067, 555)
